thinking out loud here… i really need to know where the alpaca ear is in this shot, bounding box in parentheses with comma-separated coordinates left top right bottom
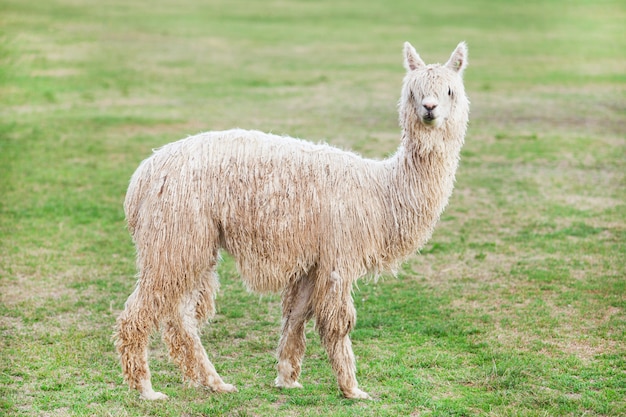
(445, 42, 468, 74)
(403, 42, 425, 71)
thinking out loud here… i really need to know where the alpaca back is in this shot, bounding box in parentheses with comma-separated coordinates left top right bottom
(125, 129, 394, 292)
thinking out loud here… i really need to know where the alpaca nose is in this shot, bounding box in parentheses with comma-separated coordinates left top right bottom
(423, 101, 438, 111)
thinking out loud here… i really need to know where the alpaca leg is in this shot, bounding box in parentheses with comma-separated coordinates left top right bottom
(275, 275, 314, 389)
(115, 285, 167, 400)
(194, 269, 219, 323)
(162, 272, 236, 394)
(314, 272, 371, 400)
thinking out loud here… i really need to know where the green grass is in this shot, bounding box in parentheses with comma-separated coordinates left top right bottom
(1, 0, 625, 415)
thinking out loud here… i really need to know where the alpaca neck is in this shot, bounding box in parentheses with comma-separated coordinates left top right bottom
(385, 124, 463, 255)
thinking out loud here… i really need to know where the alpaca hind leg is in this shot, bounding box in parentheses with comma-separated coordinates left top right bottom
(194, 269, 219, 323)
(314, 272, 371, 400)
(162, 273, 236, 394)
(275, 275, 314, 389)
(115, 285, 167, 400)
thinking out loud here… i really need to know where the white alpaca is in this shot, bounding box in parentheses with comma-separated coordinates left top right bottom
(115, 42, 469, 400)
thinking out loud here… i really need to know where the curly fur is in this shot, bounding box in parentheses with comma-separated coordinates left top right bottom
(115, 41, 469, 400)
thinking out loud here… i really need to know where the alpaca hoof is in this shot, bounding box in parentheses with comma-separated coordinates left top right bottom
(140, 390, 168, 401)
(344, 388, 371, 400)
(215, 383, 237, 393)
(275, 377, 303, 389)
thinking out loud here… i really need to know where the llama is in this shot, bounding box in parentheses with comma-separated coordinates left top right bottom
(115, 41, 469, 400)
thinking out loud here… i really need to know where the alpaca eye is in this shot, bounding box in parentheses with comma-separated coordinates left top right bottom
(448, 88, 452, 96)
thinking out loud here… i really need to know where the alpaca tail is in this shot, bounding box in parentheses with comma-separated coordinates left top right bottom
(124, 157, 156, 236)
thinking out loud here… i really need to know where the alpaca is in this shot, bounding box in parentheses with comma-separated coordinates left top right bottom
(115, 41, 469, 401)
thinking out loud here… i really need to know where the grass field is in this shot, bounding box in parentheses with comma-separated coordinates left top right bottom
(1, 0, 625, 415)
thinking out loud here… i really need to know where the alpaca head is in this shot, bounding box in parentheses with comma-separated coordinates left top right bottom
(399, 42, 469, 135)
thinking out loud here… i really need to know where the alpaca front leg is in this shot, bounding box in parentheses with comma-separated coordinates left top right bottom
(275, 276, 314, 389)
(315, 282, 371, 400)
